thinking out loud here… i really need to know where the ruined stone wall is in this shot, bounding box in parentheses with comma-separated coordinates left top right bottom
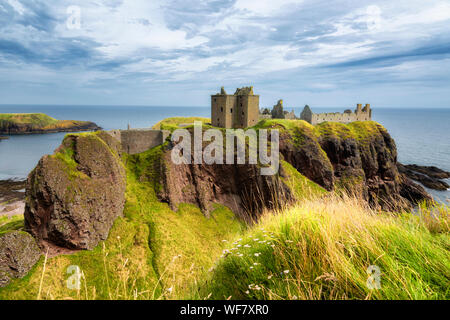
(106, 129, 170, 155)
(303, 104, 372, 125)
(312, 112, 358, 125)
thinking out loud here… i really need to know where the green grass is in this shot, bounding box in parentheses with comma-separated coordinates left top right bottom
(280, 160, 327, 200)
(0, 113, 58, 126)
(0, 215, 25, 236)
(254, 118, 386, 143)
(194, 196, 449, 300)
(152, 117, 211, 132)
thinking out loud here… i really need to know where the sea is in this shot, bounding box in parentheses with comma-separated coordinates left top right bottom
(0, 105, 449, 203)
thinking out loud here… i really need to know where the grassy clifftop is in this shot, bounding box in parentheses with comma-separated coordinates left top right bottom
(152, 117, 211, 132)
(0, 113, 100, 134)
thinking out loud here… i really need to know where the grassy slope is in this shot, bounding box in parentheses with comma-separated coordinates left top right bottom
(1, 120, 448, 300)
(195, 197, 449, 300)
(0, 113, 94, 131)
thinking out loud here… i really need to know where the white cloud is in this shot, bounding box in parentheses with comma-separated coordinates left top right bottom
(57, 0, 208, 58)
(234, 0, 304, 16)
(1, 0, 450, 106)
(6, 0, 25, 15)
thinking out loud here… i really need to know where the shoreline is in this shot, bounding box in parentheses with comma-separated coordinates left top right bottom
(0, 126, 102, 135)
(0, 179, 26, 217)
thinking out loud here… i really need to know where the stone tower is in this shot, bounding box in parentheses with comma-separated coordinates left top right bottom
(211, 86, 260, 129)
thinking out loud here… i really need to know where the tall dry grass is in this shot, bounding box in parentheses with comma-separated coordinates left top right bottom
(197, 194, 449, 300)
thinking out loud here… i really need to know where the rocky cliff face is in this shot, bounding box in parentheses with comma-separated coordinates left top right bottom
(157, 149, 293, 221)
(262, 120, 431, 210)
(24, 132, 126, 253)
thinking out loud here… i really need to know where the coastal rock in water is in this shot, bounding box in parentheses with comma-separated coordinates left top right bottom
(400, 164, 450, 180)
(397, 163, 450, 191)
(24, 132, 126, 252)
(0, 231, 41, 288)
(399, 174, 433, 204)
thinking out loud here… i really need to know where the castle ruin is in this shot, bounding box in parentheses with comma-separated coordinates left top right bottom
(270, 100, 296, 120)
(300, 104, 372, 125)
(211, 86, 260, 129)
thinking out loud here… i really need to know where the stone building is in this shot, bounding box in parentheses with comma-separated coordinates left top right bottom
(300, 104, 372, 125)
(211, 86, 260, 129)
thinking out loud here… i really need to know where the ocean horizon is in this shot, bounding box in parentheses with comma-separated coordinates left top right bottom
(1, 104, 449, 203)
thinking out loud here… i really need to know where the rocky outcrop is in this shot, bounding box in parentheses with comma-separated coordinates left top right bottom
(153, 133, 294, 221)
(398, 163, 450, 191)
(24, 132, 126, 252)
(0, 231, 41, 288)
(271, 121, 432, 210)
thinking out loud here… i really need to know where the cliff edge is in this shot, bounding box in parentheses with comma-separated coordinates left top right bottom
(256, 119, 432, 210)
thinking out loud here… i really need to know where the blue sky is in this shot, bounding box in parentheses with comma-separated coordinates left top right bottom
(1, 0, 450, 108)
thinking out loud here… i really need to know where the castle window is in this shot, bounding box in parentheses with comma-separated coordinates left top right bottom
(221, 107, 223, 112)
(230, 108, 233, 113)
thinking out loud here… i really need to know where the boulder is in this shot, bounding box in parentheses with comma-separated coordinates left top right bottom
(398, 163, 450, 191)
(24, 132, 126, 251)
(0, 231, 41, 288)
